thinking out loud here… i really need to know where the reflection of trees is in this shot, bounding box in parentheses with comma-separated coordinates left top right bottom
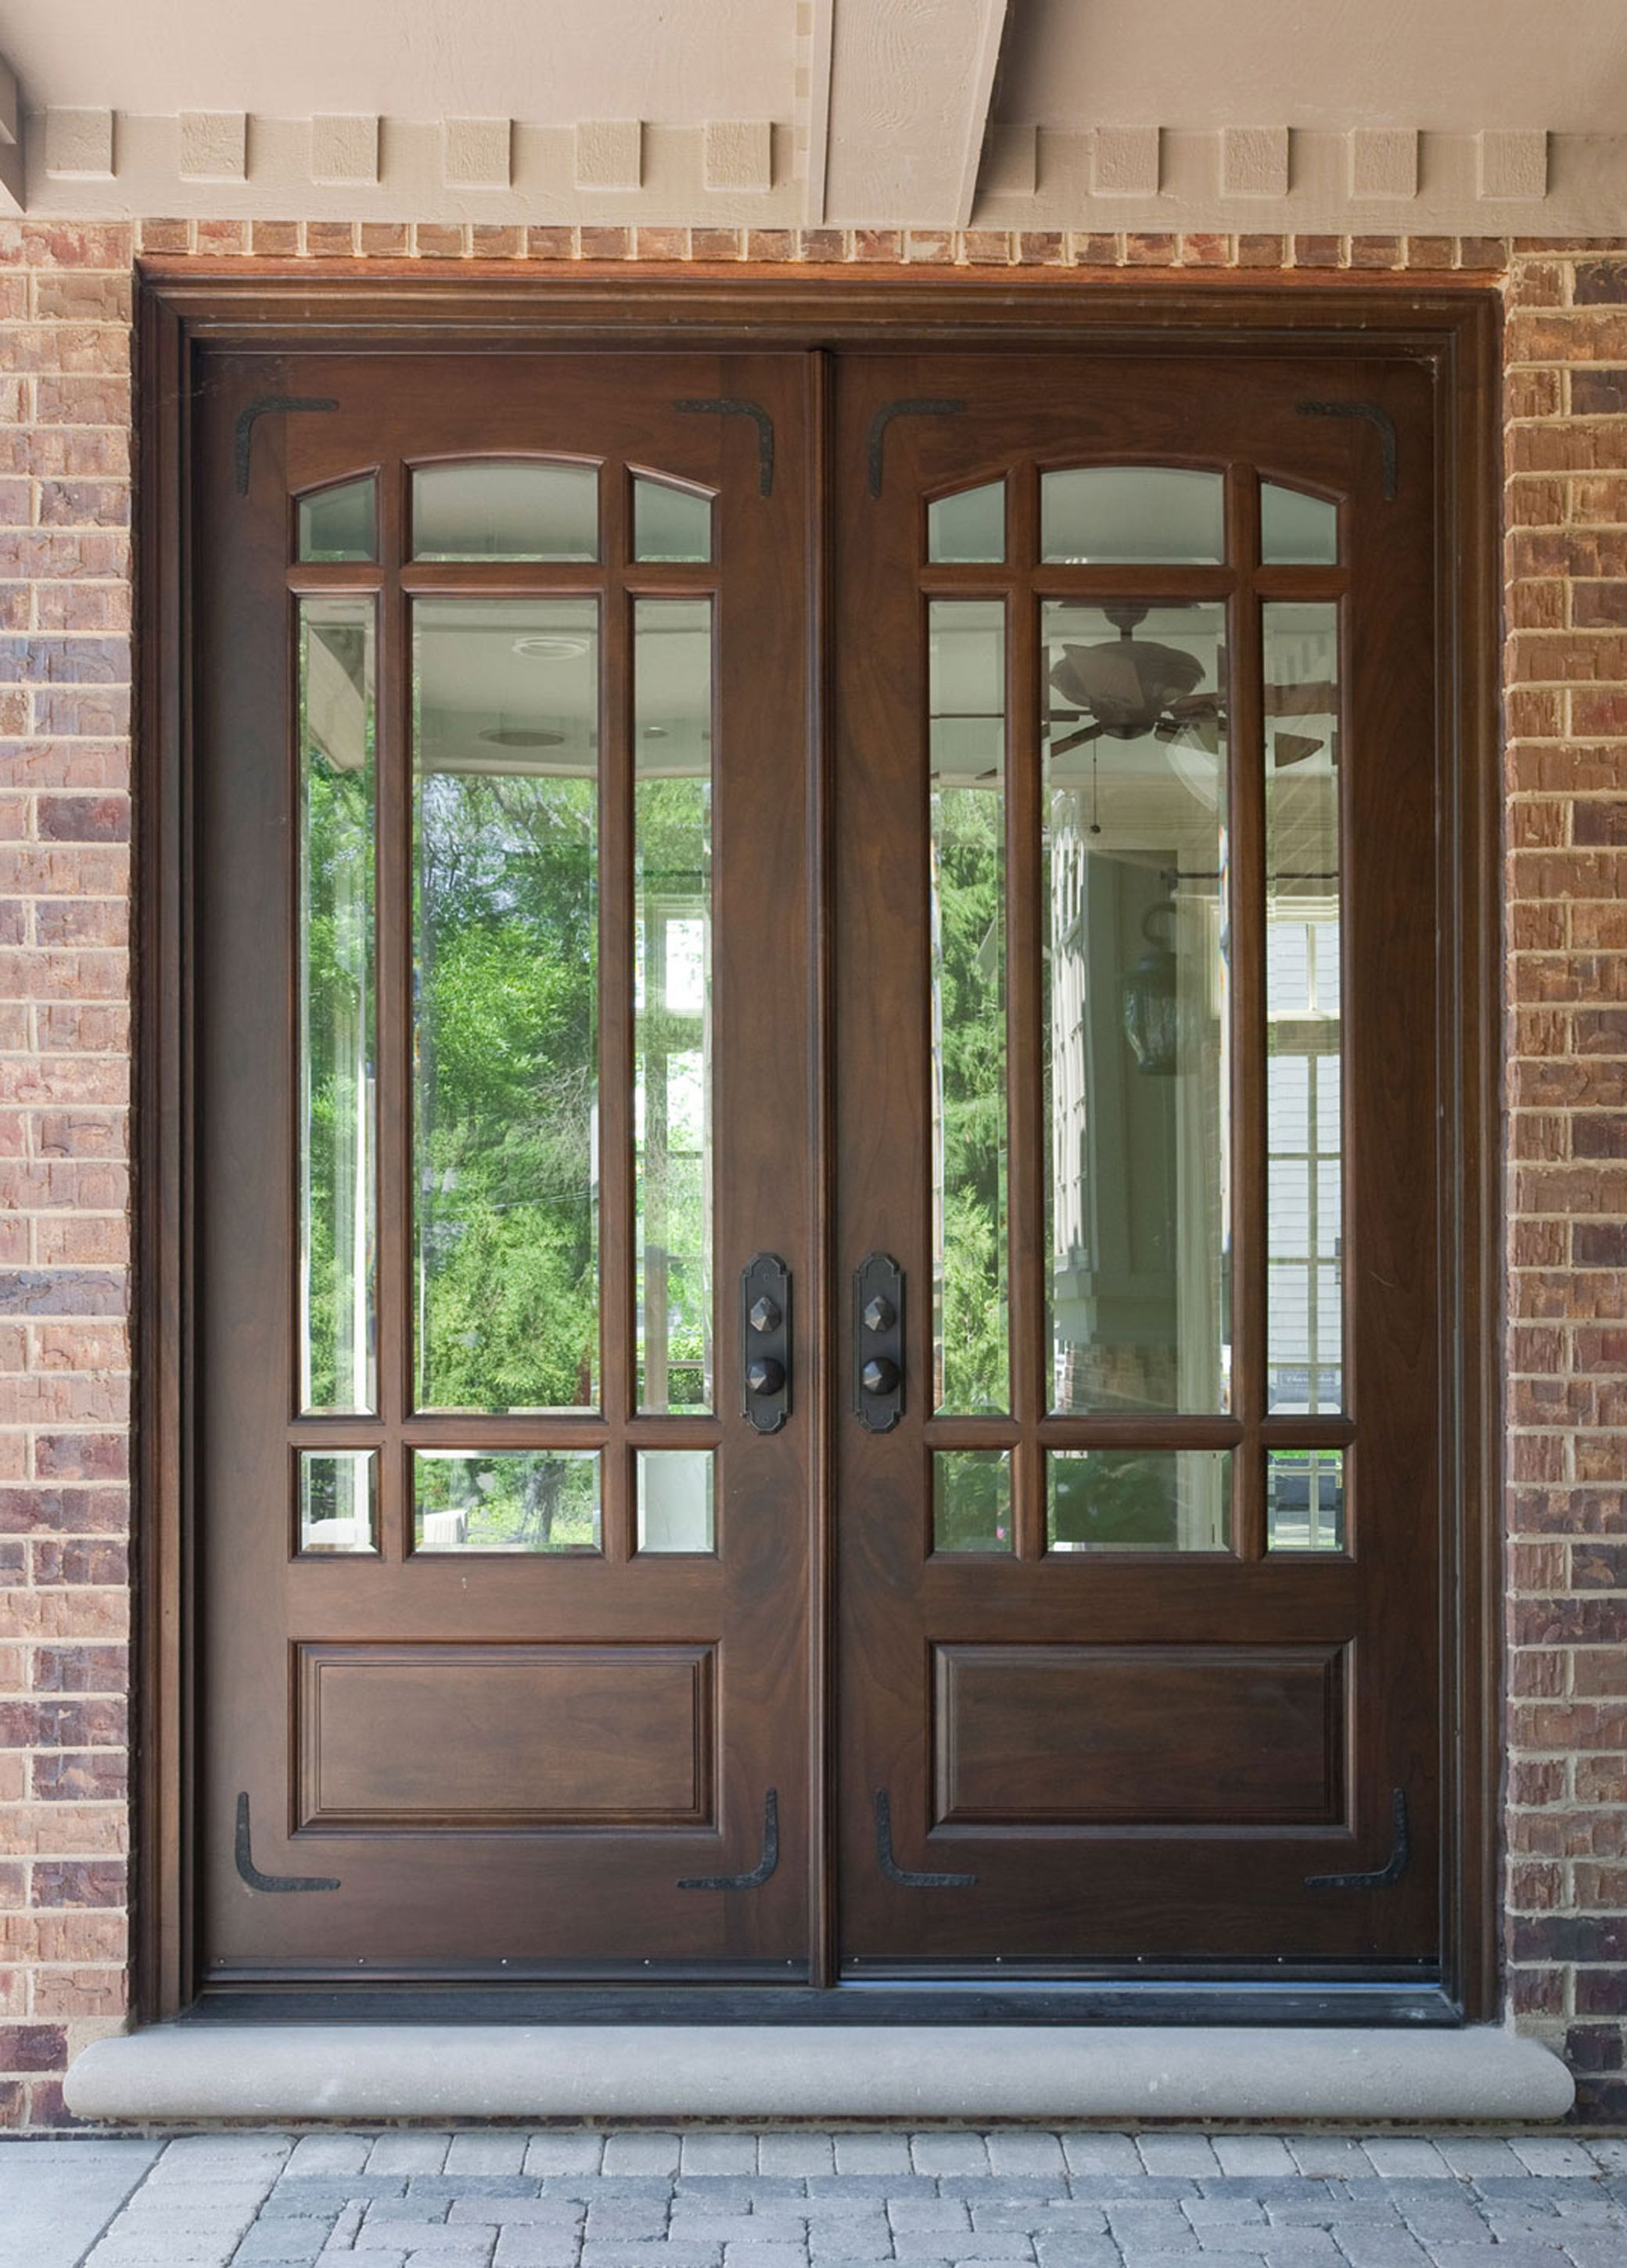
(415, 770, 598, 1411)
(303, 752, 372, 1411)
(933, 787, 1007, 1412)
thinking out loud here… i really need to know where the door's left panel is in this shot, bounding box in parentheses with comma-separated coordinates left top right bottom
(192, 351, 815, 1980)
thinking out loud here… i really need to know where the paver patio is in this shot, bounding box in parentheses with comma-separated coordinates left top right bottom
(3, 2130, 1626, 2268)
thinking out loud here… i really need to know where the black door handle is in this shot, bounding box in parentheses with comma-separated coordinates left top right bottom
(853, 1253, 905, 1432)
(741, 1253, 791, 1433)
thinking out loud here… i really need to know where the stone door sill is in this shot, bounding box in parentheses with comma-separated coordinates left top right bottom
(63, 2022, 1573, 2124)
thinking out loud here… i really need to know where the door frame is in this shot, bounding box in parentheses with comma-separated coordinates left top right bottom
(134, 267, 1503, 2023)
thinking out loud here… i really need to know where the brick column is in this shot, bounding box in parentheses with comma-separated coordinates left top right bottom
(0, 220, 135, 2127)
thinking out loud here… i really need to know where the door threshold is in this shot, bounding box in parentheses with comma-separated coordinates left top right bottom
(64, 2019, 1572, 2124)
(181, 1981, 1464, 2029)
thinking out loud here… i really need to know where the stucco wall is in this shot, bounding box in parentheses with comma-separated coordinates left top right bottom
(0, 216, 1621, 2127)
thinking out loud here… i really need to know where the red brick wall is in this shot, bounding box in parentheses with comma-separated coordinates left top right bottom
(0, 217, 135, 2130)
(1, 214, 1622, 2126)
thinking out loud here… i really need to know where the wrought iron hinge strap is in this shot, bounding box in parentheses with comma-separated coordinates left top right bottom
(673, 398, 775, 497)
(875, 1788, 976, 1888)
(233, 396, 340, 496)
(234, 1792, 341, 1893)
(1295, 400, 1399, 503)
(679, 1788, 781, 1889)
(1306, 1786, 1410, 1890)
(867, 399, 968, 497)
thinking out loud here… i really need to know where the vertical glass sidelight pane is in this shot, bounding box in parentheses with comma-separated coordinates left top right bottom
(636, 1448, 716, 1552)
(928, 481, 1006, 563)
(932, 1449, 1013, 1554)
(1266, 1448, 1345, 1552)
(298, 598, 376, 1414)
(633, 478, 713, 563)
(1264, 603, 1343, 1414)
(635, 599, 713, 1412)
(1043, 602, 1230, 1413)
(930, 601, 1009, 1414)
(413, 600, 599, 1412)
(1042, 468, 1225, 565)
(1262, 482, 1338, 566)
(413, 1450, 602, 1553)
(297, 1450, 377, 1556)
(412, 461, 598, 562)
(1047, 1448, 1231, 1552)
(297, 475, 377, 563)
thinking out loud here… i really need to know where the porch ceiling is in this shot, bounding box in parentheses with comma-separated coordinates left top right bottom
(4, 1, 1627, 235)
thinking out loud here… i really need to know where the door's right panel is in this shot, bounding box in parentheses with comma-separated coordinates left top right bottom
(832, 351, 1441, 1971)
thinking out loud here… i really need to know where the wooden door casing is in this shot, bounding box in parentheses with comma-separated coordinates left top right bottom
(148, 289, 1497, 2008)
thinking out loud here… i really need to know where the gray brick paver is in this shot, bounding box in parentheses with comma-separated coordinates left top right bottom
(835, 2141, 914, 2176)
(491, 2238, 582, 2268)
(1357, 2142, 1451, 2181)
(1212, 2145, 1297, 2182)
(368, 2139, 454, 2176)
(721, 2248, 811, 2268)
(602, 2137, 684, 2177)
(524, 2141, 607, 2177)
(985, 2139, 1068, 2180)
(760, 2137, 838, 2177)
(910, 2139, 993, 2177)
(447, 2140, 532, 2177)
(287, 2138, 376, 2177)
(683, 2139, 763, 2176)
(1139, 2142, 1223, 2180)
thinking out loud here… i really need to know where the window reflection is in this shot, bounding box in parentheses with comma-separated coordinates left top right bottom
(930, 601, 1009, 1416)
(1265, 603, 1342, 1414)
(411, 600, 600, 1414)
(1043, 602, 1231, 1414)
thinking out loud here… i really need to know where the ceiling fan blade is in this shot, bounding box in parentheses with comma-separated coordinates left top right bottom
(1264, 680, 1339, 717)
(1272, 731, 1327, 769)
(1048, 723, 1104, 758)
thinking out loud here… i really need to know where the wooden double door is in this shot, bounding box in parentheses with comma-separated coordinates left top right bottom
(195, 342, 1446, 1992)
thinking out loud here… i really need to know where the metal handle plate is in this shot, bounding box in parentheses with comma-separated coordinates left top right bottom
(741, 1253, 792, 1433)
(853, 1252, 905, 1432)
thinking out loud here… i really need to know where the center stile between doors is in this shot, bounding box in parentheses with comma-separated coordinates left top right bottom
(189, 338, 1452, 2009)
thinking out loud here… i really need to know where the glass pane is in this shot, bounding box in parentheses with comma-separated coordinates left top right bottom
(932, 1449, 1013, 1554)
(636, 1448, 715, 1553)
(298, 475, 376, 563)
(1262, 482, 1338, 566)
(298, 598, 376, 1414)
(1266, 1448, 1345, 1552)
(298, 1450, 377, 1556)
(413, 600, 599, 1412)
(930, 601, 1008, 1414)
(928, 481, 1005, 564)
(412, 460, 598, 562)
(1044, 601, 1230, 1413)
(634, 478, 713, 563)
(1042, 468, 1224, 565)
(413, 1450, 602, 1554)
(1265, 602, 1343, 1415)
(636, 599, 713, 1412)
(1048, 1448, 1230, 1552)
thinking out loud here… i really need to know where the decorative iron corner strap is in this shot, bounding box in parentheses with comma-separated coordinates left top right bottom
(673, 398, 775, 497)
(1306, 1786, 1410, 1890)
(875, 1788, 977, 1888)
(867, 400, 968, 498)
(233, 397, 340, 497)
(234, 1793, 342, 1893)
(1295, 400, 1399, 503)
(678, 1788, 780, 1890)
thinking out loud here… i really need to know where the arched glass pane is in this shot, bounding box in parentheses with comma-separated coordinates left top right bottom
(297, 475, 376, 563)
(928, 480, 1005, 563)
(1042, 467, 1224, 565)
(634, 478, 713, 562)
(1262, 481, 1338, 565)
(412, 460, 598, 562)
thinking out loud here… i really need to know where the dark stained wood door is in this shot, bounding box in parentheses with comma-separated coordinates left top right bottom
(191, 336, 1453, 1990)
(831, 352, 1443, 1973)
(195, 352, 815, 1978)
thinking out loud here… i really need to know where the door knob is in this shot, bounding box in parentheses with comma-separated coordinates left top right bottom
(746, 1357, 785, 1397)
(853, 1252, 905, 1432)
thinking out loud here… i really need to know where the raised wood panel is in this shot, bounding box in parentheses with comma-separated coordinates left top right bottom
(296, 1642, 716, 1829)
(932, 1642, 1348, 1828)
